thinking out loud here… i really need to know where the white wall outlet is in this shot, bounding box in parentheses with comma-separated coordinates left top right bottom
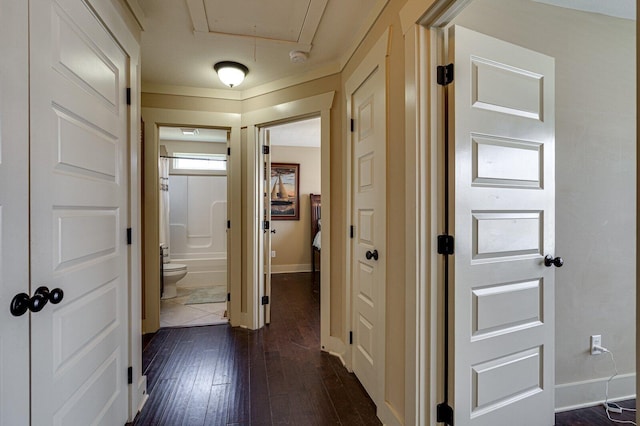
(271, 250, 276, 258)
(590, 335, 602, 355)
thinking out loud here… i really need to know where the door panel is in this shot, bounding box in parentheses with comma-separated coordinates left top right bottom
(450, 26, 555, 425)
(29, 0, 129, 424)
(0, 0, 30, 423)
(351, 66, 385, 401)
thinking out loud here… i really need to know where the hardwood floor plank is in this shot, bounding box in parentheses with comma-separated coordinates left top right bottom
(135, 272, 631, 426)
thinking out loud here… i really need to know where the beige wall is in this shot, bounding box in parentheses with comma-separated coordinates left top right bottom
(454, 0, 636, 405)
(270, 146, 321, 271)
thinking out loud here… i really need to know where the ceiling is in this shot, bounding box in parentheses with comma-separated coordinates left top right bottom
(158, 117, 320, 147)
(138, 0, 387, 94)
(135, 0, 634, 96)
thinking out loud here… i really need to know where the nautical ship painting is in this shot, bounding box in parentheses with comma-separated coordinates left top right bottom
(270, 163, 299, 220)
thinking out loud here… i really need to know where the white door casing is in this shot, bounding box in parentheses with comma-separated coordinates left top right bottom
(29, 0, 130, 424)
(0, 0, 30, 423)
(263, 129, 272, 324)
(449, 26, 555, 425)
(350, 64, 387, 403)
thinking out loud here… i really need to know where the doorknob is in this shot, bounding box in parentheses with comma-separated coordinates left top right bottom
(366, 249, 379, 261)
(9, 286, 64, 316)
(271, 229, 276, 234)
(29, 286, 51, 313)
(544, 255, 564, 268)
(10, 293, 30, 317)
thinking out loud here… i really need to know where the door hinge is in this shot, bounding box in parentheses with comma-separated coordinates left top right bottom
(350, 225, 354, 239)
(349, 331, 353, 345)
(436, 402, 454, 425)
(437, 64, 454, 86)
(262, 145, 270, 155)
(262, 295, 269, 305)
(227, 292, 231, 302)
(437, 235, 454, 255)
(127, 366, 133, 385)
(227, 147, 231, 155)
(263, 220, 270, 230)
(350, 119, 355, 132)
(126, 88, 131, 105)
(227, 220, 231, 229)
(126, 228, 132, 245)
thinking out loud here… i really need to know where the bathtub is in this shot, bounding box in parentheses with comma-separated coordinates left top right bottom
(170, 254, 227, 288)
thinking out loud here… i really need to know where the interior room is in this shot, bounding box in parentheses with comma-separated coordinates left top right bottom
(157, 126, 230, 327)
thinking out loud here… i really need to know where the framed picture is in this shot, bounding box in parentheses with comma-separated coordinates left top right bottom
(270, 163, 300, 220)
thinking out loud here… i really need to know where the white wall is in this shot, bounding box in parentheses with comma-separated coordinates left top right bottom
(168, 175, 227, 259)
(454, 0, 636, 410)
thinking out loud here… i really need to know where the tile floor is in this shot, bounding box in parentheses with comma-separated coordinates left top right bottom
(160, 286, 228, 328)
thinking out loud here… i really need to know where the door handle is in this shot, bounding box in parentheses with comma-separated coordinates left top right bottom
(9, 286, 64, 317)
(544, 255, 564, 268)
(366, 249, 379, 261)
(271, 229, 276, 234)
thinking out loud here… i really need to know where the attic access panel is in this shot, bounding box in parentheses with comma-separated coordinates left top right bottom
(186, 0, 328, 51)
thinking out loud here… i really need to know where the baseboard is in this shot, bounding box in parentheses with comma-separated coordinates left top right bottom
(136, 375, 148, 414)
(271, 264, 312, 274)
(555, 372, 636, 412)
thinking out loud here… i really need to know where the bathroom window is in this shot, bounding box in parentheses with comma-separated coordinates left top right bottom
(172, 153, 227, 172)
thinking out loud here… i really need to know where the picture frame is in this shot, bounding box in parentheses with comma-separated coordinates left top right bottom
(270, 163, 300, 220)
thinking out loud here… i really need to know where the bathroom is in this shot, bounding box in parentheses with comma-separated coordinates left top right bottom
(158, 126, 229, 327)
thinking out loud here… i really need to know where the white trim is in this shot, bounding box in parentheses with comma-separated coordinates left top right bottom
(242, 92, 335, 333)
(555, 373, 636, 412)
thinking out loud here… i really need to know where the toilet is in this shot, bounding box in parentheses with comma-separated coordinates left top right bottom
(162, 263, 188, 299)
(161, 245, 188, 299)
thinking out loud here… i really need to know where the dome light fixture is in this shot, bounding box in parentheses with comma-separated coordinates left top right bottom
(213, 61, 249, 88)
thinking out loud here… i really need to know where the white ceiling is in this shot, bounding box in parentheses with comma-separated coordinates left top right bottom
(138, 0, 386, 93)
(159, 126, 228, 142)
(158, 117, 320, 147)
(531, 0, 635, 20)
(137, 0, 634, 95)
(268, 117, 321, 148)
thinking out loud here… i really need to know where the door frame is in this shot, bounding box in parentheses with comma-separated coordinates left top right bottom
(399, 0, 471, 425)
(244, 92, 334, 332)
(140, 108, 243, 328)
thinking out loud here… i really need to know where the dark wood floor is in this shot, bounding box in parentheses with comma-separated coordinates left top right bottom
(555, 399, 636, 425)
(133, 272, 381, 425)
(134, 272, 636, 425)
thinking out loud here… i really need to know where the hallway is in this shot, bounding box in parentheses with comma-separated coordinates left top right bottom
(133, 272, 381, 425)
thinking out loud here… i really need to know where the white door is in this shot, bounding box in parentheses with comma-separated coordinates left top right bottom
(0, 0, 30, 423)
(351, 66, 386, 401)
(29, 0, 130, 424)
(449, 26, 556, 425)
(263, 129, 272, 324)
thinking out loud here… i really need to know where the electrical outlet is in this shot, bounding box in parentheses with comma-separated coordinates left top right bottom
(590, 335, 602, 355)
(271, 250, 276, 258)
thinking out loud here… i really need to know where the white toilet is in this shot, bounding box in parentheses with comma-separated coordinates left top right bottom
(161, 245, 188, 299)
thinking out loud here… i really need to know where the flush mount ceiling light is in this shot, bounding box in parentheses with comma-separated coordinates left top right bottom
(213, 61, 249, 88)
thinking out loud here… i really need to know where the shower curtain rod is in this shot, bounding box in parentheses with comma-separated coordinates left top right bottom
(160, 155, 226, 162)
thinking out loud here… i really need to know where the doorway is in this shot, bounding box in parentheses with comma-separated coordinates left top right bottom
(157, 126, 231, 327)
(259, 117, 322, 325)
